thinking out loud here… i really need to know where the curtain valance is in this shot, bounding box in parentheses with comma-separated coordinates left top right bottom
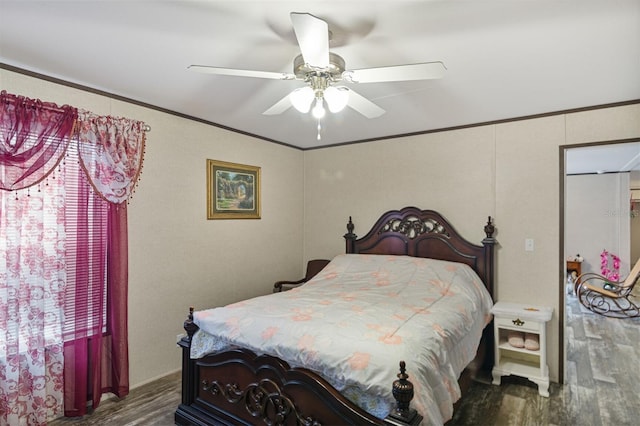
(0, 90, 146, 204)
(0, 90, 77, 190)
(77, 110, 146, 204)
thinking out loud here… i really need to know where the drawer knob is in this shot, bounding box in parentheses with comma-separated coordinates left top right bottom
(512, 318, 524, 326)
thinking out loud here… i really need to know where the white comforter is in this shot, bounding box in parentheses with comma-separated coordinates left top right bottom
(192, 254, 493, 425)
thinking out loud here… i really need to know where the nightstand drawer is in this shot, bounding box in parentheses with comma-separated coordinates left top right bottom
(494, 316, 541, 333)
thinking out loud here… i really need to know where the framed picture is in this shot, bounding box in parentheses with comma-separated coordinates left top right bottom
(207, 159, 261, 219)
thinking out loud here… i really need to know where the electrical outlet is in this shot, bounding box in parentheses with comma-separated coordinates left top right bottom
(525, 238, 534, 252)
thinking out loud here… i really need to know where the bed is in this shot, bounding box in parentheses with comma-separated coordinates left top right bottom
(175, 207, 497, 425)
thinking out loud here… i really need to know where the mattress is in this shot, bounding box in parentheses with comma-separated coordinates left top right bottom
(192, 254, 493, 425)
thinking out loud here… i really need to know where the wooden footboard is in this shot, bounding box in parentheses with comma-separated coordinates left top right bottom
(176, 309, 422, 426)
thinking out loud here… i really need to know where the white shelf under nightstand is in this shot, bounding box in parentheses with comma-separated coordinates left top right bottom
(491, 301, 553, 397)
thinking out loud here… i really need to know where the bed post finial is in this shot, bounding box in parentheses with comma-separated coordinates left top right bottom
(183, 306, 199, 341)
(344, 216, 357, 253)
(387, 361, 423, 425)
(484, 216, 495, 239)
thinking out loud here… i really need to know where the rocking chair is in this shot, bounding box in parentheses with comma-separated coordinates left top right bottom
(575, 258, 640, 318)
(273, 259, 330, 293)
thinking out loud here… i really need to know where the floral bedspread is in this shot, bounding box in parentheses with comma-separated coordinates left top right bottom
(191, 254, 493, 425)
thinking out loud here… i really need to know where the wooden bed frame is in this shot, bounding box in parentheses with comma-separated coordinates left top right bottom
(176, 207, 496, 425)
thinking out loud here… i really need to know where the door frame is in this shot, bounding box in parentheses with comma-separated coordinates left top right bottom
(558, 137, 639, 383)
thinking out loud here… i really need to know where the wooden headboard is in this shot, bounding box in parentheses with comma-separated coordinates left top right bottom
(344, 206, 496, 297)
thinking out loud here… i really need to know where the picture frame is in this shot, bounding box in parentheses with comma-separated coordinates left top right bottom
(207, 159, 261, 219)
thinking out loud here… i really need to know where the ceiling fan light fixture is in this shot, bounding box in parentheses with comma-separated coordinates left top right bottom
(311, 97, 326, 119)
(324, 86, 349, 113)
(290, 87, 315, 113)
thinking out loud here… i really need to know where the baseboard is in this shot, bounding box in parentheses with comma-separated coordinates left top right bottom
(130, 368, 181, 391)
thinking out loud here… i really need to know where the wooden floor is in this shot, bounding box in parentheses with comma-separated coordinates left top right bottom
(48, 372, 181, 426)
(451, 292, 640, 426)
(50, 293, 640, 425)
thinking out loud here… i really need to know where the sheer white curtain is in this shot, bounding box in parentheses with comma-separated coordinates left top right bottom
(1, 92, 76, 425)
(0, 171, 67, 424)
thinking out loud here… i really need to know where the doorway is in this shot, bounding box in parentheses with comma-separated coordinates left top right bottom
(560, 139, 640, 384)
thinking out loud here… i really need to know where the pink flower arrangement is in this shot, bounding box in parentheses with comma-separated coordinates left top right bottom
(600, 249, 620, 281)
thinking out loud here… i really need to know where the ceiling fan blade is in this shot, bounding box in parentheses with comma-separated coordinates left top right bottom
(290, 12, 330, 68)
(262, 93, 293, 115)
(344, 61, 446, 83)
(344, 88, 385, 119)
(188, 65, 295, 80)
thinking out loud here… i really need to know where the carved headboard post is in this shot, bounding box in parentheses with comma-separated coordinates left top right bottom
(481, 216, 497, 372)
(481, 216, 497, 298)
(344, 216, 357, 253)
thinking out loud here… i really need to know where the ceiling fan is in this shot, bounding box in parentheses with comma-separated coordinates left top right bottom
(188, 12, 446, 120)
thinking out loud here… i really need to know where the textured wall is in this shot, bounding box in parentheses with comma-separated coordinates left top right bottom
(303, 104, 640, 382)
(566, 173, 631, 276)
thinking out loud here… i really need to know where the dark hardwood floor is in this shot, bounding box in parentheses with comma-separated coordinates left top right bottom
(49, 293, 640, 425)
(48, 371, 181, 426)
(452, 292, 640, 426)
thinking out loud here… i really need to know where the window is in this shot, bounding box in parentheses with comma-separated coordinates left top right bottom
(62, 145, 109, 341)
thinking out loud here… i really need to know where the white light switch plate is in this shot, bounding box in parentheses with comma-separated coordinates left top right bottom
(525, 238, 534, 251)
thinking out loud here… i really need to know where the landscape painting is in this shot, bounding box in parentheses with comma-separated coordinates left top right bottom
(207, 159, 260, 219)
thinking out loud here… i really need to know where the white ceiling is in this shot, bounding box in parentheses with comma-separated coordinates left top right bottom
(1, 1, 639, 161)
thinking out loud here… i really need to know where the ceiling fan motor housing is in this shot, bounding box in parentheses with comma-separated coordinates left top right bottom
(293, 52, 345, 82)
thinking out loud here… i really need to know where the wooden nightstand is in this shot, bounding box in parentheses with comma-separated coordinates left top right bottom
(491, 301, 553, 397)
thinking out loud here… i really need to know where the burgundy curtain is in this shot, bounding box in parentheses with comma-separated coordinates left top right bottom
(62, 177, 129, 417)
(106, 203, 130, 397)
(1, 92, 145, 420)
(0, 90, 77, 190)
(63, 111, 144, 416)
(62, 168, 109, 417)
